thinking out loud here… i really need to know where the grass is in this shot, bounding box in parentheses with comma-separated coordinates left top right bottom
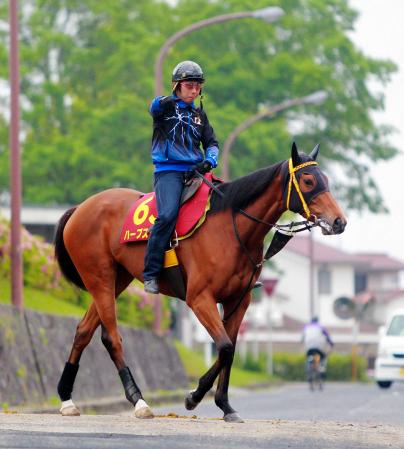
(174, 340, 274, 388)
(0, 277, 86, 317)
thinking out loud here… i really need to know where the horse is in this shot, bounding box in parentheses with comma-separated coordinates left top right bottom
(54, 142, 346, 422)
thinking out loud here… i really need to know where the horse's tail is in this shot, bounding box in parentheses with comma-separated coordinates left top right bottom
(54, 207, 87, 291)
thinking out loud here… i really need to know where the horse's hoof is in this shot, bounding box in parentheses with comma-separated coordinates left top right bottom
(60, 404, 80, 416)
(185, 392, 198, 410)
(224, 412, 244, 423)
(135, 406, 154, 419)
(134, 399, 154, 419)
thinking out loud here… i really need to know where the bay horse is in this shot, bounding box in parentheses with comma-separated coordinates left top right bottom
(54, 142, 346, 422)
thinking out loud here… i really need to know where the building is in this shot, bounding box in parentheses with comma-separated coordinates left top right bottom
(0, 204, 67, 242)
(245, 235, 404, 361)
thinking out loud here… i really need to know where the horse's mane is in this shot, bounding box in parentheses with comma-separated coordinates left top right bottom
(210, 161, 284, 213)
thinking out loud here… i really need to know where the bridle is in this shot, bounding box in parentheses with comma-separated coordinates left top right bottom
(286, 158, 318, 219)
(194, 157, 326, 322)
(196, 157, 323, 236)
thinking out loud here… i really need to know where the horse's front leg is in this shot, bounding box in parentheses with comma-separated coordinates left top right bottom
(214, 293, 251, 423)
(185, 292, 234, 415)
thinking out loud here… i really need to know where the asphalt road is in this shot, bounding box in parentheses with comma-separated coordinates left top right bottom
(153, 381, 404, 424)
(1, 382, 404, 449)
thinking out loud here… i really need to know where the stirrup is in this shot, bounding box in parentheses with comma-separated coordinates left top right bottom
(170, 231, 179, 248)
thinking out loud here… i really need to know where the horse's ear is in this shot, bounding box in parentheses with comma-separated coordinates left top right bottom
(309, 143, 320, 161)
(291, 141, 300, 167)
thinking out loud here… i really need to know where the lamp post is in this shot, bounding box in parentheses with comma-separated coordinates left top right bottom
(151, 6, 284, 334)
(9, 0, 23, 310)
(309, 231, 315, 320)
(221, 91, 328, 181)
(154, 6, 284, 96)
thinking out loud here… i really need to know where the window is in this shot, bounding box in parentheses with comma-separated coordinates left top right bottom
(387, 315, 404, 336)
(318, 268, 331, 294)
(355, 273, 367, 294)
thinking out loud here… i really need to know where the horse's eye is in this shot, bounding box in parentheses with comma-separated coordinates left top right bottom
(304, 178, 314, 187)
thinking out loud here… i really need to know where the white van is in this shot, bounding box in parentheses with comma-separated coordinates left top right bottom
(375, 309, 404, 388)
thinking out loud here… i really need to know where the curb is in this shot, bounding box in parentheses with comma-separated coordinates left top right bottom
(16, 390, 188, 415)
(12, 382, 282, 415)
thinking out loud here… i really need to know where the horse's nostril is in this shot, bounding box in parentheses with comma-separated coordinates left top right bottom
(333, 217, 346, 234)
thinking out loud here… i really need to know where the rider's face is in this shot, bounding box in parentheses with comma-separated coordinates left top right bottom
(176, 81, 202, 103)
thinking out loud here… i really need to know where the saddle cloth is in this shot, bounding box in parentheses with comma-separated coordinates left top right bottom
(120, 173, 219, 244)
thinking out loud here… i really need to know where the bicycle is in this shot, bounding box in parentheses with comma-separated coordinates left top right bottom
(306, 352, 323, 391)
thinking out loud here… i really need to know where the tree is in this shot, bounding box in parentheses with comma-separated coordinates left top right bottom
(0, 0, 397, 212)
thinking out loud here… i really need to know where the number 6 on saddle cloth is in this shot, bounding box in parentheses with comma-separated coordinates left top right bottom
(120, 173, 219, 300)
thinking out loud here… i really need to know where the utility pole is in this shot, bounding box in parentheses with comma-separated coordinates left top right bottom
(9, 0, 23, 310)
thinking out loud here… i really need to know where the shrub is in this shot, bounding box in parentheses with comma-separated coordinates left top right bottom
(0, 215, 169, 330)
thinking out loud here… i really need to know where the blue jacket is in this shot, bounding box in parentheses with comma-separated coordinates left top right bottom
(149, 95, 219, 173)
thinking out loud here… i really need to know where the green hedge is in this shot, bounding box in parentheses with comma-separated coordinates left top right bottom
(234, 351, 367, 381)
(275, 352, 368, 381)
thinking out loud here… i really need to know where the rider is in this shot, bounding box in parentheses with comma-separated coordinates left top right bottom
(302, 316, 334, 377)
(143, 60, 219, 294)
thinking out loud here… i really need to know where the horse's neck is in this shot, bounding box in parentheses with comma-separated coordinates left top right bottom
(236, 176, 285, 247)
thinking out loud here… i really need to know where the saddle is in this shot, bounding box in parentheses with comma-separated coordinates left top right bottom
(120, 173, 221, 244)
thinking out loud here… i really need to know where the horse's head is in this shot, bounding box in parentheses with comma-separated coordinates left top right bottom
(283, 142, 346, 235)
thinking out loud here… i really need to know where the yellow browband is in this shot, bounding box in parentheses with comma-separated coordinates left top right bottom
(286, 158, 318, 218)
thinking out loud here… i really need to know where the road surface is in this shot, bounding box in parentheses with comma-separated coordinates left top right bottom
(1, 382, 403, 449)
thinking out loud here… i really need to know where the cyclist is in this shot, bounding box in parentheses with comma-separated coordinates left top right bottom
(302, 316, 334, 379)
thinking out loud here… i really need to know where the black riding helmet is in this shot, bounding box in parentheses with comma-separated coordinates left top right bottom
(172, 60, 205, 108)
(172, 60, 205, 83)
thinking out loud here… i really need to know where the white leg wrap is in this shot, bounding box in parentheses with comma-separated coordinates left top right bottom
(134, 398, 154, 418)
(135, 399, 148, 412)
(60, 399, 80, 416)
(60, 399, 75, 411)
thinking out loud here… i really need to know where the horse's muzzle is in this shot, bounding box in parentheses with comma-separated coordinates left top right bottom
(332, 217, 346, 234)
(318, 216, 346, 235)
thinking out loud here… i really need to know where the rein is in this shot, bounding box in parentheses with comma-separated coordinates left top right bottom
(193, 159, 320, 323)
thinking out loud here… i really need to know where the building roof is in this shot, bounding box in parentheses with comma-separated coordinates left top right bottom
(284, 235, 404, 271)
(366, 289, 404, 304)
(284, 235, 362, 265)
(353, 253, 404, 272)
(278, 313, 379, 333)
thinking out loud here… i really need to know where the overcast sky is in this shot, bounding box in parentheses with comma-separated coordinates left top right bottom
(320, 0, 404, 263)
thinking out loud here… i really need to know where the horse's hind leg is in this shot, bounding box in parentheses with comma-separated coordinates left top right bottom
(58, 267, 151, 417)
(85, 266, 153, 419)
(58, 302, 100, 416)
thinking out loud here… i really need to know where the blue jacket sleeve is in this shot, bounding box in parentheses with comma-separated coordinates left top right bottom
(149, 96, 175, 117)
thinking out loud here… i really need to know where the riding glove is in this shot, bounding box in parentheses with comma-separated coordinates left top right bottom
(195, 160, 212, 174)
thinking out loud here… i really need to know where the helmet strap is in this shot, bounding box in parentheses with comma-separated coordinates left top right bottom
(172, 81, 179, 94)
(199, 89, 204, 110)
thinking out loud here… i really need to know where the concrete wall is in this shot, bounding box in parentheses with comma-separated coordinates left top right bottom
(0, 304, 188, 406)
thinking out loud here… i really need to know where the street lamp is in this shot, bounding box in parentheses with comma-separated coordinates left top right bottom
(221, 90, 328, 181)
(9, 0, 23, 310)
(154, 6, 285, 96)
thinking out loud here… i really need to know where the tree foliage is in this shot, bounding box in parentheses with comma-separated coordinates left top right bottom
(0, 0, 398, 211)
